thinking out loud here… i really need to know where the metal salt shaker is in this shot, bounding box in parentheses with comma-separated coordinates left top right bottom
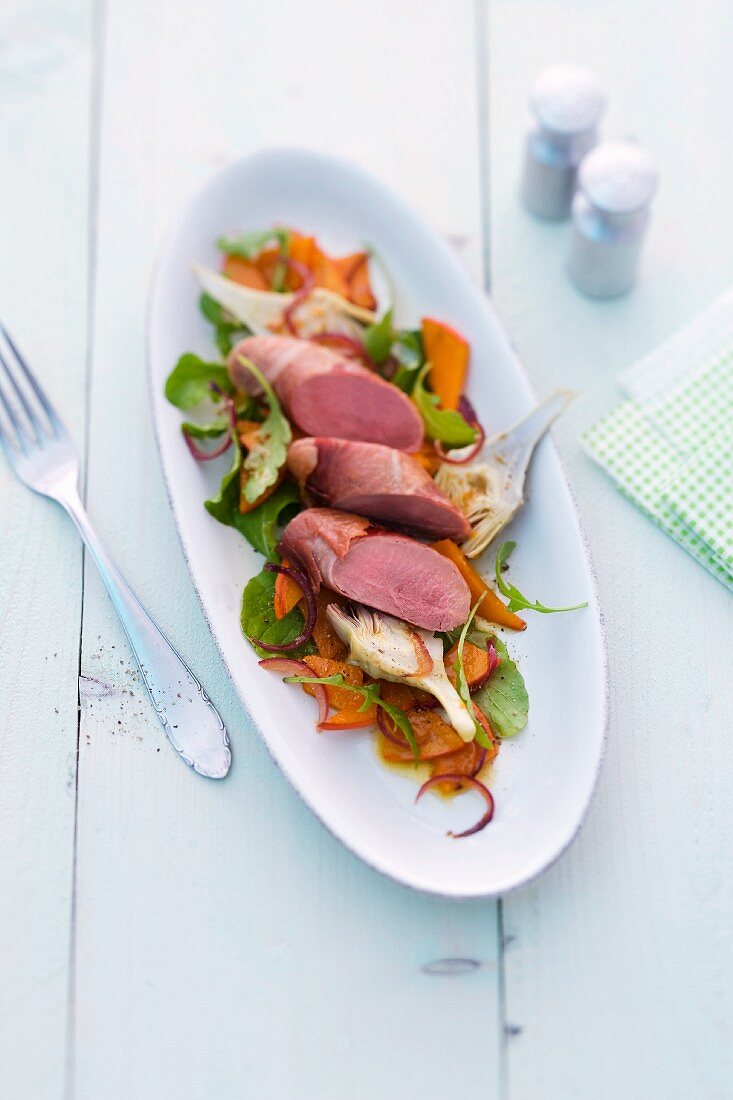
(521, 64, 607, 220)
(567, 141, 659, 297)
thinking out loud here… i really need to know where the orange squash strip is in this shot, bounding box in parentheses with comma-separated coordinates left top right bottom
(311, 591, 349, 660)
(334, 251, 377, 310)
(444, 641, 491, 691)
(379, 710, 466, 764)
(222, 254, 270, 291)
(273, 558, 303, 621)
(302, 656, 364, 710)
(411, 440, 441, 475)
(431, 540, 526, 631)
(422, 317, 470, 412)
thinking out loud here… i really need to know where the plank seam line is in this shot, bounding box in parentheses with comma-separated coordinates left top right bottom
(64, 1, 108, 1095)
(473, 3, 510, 1098)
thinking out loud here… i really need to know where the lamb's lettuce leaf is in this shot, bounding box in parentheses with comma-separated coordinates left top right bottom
(205, 459, 300, 558)
(165, 353, 233, 409)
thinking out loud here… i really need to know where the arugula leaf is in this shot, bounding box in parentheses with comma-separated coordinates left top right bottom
(164, 353, 233, 409)
(495, 542, 588, 614)
(205, 452, 300, 557)
(180, 417, 229, 439)
(217, 227, 290, 260)
(285, 674, 419, 760)
(241, 568, 315, 659)
(232, 355, 292, 505)
(391, 329, 425, 393)
(412, 363, 477, 446)
(199, 293, 251, 357)
(363, 308, 394, 364)
(472, 636, 529, 738)
(453, 599, 490, 747)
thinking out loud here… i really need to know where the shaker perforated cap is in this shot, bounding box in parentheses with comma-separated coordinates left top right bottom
(578, 141, 659, 214)
(530, 64, 607, 135)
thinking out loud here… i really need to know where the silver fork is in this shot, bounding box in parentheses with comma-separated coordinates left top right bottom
(0, 327, 231, 779)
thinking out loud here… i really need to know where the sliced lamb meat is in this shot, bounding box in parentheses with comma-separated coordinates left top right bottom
(279, 508, 470, 632)
(228, 335, 424, 452)
(288, 437, 472, 541)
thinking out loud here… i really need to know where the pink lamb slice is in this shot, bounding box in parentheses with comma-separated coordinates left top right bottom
(228, 335, 424, 452)
(279, 507, 471, 632)
(287, 437, 471, 541)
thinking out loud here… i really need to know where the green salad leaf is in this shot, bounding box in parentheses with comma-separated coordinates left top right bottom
(363, 308, 394, 364)
(180, 418, 230, 439)
(233, 356, 292, 505)
(285, 674, 419, 760)
(412, 362, 477, 446)
(206, 463, 300, 558)
(495, 542, 588, 614)
(165, 353, 233, 409)
(472, 635, 529, 739)
(199, 293, 251, 357)
(241, 568, 315, 659)
(391, 329, 425, 393)
(217, 227, 290, 260)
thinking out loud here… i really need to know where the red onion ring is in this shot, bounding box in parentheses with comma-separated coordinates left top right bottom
(183, 429, 234, 461)
(309, 331, 375, 368)
(282, 259, 316, 335)
(248, 562, 316, 652)
(415, 774, 495, 838)
(258, 656, 328, 726)
(182, 386, 238, 461)
(470, 747, 488, 778)
(377, 705, 408, 746)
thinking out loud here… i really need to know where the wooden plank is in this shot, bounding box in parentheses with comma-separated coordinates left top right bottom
(486, 2, 733, 1096)
(0, 1, 92, 1096)
(72, 2, 501, 1097)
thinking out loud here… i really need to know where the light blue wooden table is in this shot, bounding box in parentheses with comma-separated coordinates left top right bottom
(1, 2, 731, 1097)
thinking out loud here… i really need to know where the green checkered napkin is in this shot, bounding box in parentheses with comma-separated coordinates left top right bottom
(583, 292, 733, 591)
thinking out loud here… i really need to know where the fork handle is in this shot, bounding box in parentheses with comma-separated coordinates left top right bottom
(62, 490, 231, 779)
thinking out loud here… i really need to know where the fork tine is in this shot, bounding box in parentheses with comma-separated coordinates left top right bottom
(0, 325, 62, 439)
(0, 371, 28, 453)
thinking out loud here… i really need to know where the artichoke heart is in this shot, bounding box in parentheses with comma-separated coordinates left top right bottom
(326, 603, 476, 741)
(434, 461, 518, 559)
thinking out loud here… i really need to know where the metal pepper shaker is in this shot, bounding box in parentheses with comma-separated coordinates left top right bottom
(521, 64, 607, 220)
(567, 141, 659, 297)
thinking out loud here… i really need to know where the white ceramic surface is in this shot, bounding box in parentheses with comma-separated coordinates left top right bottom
(147, 147, 607, 897)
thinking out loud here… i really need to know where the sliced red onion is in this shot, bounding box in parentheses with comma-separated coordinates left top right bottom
(309, 331, 375, 368)
(487, 640, 500, 677)
(182, 385, 239, 461)
(183, 429, 235, 461)
(248, 562, 316, 652)
(377, 705, 408, 746)
(415, 774, 495, 838)
(258, 656, 328, 726)
(470, 747, 488, 778)
(283, 259, 316, 335)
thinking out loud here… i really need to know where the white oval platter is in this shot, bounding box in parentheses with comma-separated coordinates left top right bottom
(148, 147, 607, 897)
